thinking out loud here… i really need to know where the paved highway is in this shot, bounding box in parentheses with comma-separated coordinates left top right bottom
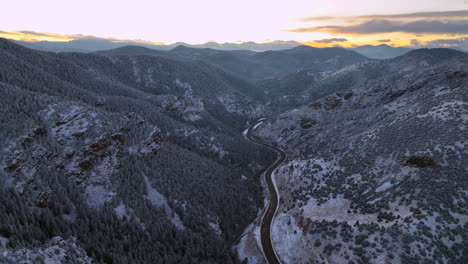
(246, 120, 286, 264)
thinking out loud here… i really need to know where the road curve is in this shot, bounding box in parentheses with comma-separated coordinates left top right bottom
(246, 120, 286, 264)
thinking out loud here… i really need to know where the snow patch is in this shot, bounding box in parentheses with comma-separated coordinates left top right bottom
(114, 201, 128, 220)
(85, 185, 115, 208)
(271, 213, 304, 263)
(144, 176, 185, 229)
(1, 236, 92, 264)
(375, 181, 396, 192)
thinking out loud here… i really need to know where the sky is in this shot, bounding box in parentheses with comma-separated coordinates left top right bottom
(1, 0, 467, 48)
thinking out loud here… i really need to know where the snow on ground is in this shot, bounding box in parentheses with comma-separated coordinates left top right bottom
(208, 221, 222, 236)
(217, 94, 241, 113)
(234, 223, 266, 264)
(0, 236, 93, 264)
(268, 156, 419, 263)
(114, 201, 129, 220)
(113, 201, 146, 229)
(375, 181, 396, 193)
(209, 136, 227, 158)
(271, 212, 310, 264)
(417, 100, 466, 121)
(384, 99, 408, 112)
(144, 176, 185, 230)
(216, 94, 264, 117)
(40, 104, 101, 144)
(299, 196, 392, 226)
(131, 58, 141, 82)
(233, 157, 271, 264)
(85, 185, 115, 208)
(175, 128, 199, 137)
(433, 85, 451, 96)
(175, 78, 193, 95)
(143, 67, 156, 85)
(0, 236, 8, 248)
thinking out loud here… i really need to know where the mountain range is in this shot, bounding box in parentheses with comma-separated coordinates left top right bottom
(14, 37, 422, 59)
(98, 44, 368, 80)
(15, 38, 302, 52)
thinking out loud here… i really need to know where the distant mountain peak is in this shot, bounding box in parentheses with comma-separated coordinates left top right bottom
(292, 44, 316, 50)
(397, 47, 464, 60)
(171, 44, 195, 51)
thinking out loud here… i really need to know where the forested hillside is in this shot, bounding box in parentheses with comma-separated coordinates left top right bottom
(98, 44, 368, 81)
(0, 38, 274, 263)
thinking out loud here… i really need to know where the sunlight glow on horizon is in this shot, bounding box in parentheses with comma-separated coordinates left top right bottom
(1, 0, 466, 46)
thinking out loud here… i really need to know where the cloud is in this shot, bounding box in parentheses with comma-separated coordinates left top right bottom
(313, 38, 347, 43)
(299, 10, 468, 22)
(0, 30, 167, 45)
(426, 37, 468, 45)
(16, 30, 85, 39)
(17, 30, 52, 36)
(411, 39, 422, 46)
(378, 39, 391, 42)
(286, 19, 468, 34)
(425, 37, 468, 50)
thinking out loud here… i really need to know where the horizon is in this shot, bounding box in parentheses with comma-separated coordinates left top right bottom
(1, 32, 467, 52)
(1, 0, 467, 49)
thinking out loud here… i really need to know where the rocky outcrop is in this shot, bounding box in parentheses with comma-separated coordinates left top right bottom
(0, 236, 93, 264)
(404, 155, 438, 168)
(300, 118, 317, 129)
(129, 127, 165, 155)
(34, 191, 50, 208)
(1, 103, 142, 207)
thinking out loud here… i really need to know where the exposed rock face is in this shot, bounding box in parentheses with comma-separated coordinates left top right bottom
(300, 118, 317, 129)
(404, 155, 438, 168)
(139, 128, 165, 154)
(159, 94, 206, 122)
(34, 191, 50, 208)
(1, 103, 149, 207)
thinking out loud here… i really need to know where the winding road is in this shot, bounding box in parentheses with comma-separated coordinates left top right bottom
(246, 120, 286, 264)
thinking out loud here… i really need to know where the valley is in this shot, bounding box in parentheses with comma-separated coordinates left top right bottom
(0, 37, 466, 264)
(246, 120, 286, 264)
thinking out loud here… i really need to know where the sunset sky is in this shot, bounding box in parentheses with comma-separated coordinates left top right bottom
(1, 0, 467, 48)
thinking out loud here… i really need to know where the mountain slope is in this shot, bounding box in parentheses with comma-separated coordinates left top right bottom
(168, 45, 368, 80)
(250, 54, 468, 264)
(2, 38, 266, 128)
(259, 48, 465, 111)
(351, 44, 412, 59)
(0, 37, 274, 263)
(96, 45, 165, 56)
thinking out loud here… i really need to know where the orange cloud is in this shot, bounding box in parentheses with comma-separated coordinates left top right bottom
(287, 10, 468, 49)
(300, 32, 468, 48)
(0, 30, 167, 45)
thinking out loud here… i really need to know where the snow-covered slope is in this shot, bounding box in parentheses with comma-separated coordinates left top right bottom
(252, 54, 468, 264)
